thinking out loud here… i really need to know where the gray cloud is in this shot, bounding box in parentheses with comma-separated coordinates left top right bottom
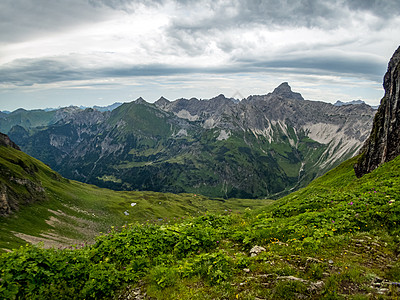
(346, 0, 400, 16)
(239, 55, 386, 82)
(88, 0, 164, 11)
(0, 0, 397, 103)
(0, 58, 83, 86)
(90, 0, 400, 30)
(0, 50, 387, 88)
(2, 0, 398, 44)
(0, 0, 111, 43)
(0, 57, 200, 86)
(157, 0, 400, 60)
(170, 1, 338, 31)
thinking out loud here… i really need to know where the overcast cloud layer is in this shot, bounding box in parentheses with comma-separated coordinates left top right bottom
(0, 0, 399, 110)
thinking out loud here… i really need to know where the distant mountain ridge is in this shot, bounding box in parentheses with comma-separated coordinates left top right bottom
(5, 83, 376, 198)
(334, 99, 379, 109)
(93, 102, 123, 112)
(334, 100, 365, 106)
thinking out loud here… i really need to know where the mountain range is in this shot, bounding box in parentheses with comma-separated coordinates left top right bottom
(0, 45, 399, 300)
(2, 82, 376, 199)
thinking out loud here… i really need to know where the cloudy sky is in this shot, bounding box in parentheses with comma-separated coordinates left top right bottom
(0, 0, 399, 111)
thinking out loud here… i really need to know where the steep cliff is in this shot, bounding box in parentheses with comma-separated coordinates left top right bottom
(0, 133, 54, 216)
(354, 46, 400, 177)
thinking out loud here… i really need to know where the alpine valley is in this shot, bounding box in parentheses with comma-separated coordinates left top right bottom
(0, 46, 400, 299)
(3, 82, 376, 199)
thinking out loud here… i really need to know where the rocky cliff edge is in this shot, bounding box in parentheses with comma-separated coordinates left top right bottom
(354, 45, 400, 177)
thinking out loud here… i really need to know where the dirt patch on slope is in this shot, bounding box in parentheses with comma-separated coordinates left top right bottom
(13, 208, 101, 249)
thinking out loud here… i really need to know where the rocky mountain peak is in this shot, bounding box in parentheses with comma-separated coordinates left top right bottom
(156, 96, 170, 103)
(210, 94, 230, 103)
(354, 45, 400, 177)
(154, 96, 170, 109)
(135, 97, 147, 104)
(271, 82, 304, 101)
(0, 132, 20, 150)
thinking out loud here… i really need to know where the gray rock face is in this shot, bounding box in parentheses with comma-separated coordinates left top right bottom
(154, 96, 170, 109)
(159, 84, 375, 175)
(0, 133, 49, 216)
(354, 46, 400, 177)
(269, 82, 304, 101)
(0, 132, 20, 150)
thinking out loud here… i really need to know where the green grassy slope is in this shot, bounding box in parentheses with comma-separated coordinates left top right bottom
(108, 102, 176, 137)
(0, 109, 56, 134)
(1, 149, 399, 298)
(0, 143, 273, 252)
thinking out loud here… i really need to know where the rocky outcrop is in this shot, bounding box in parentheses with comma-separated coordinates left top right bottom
(250, 245, 266, 257)
(0, 180, 47, 217)
(0, 132, 20, 150)
(0, 183, 13, 216)
(354, 46, 400, 177)
(0, 133, 48, 216)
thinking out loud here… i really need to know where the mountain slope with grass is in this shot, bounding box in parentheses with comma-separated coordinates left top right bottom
(1, 148, 399, 299)
(0, 133, 272, 252)
(0, 132, 53, 217)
